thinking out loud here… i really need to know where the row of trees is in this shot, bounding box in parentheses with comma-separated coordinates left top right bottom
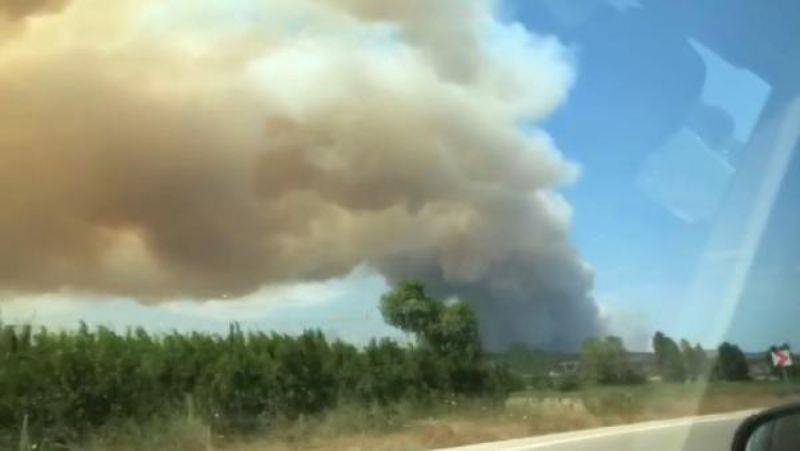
(576, 332, 753, 387)
(0, 278, 784, 445)
(652, 332, 709, 382)
(653, 332, 753, 382)
(0, 282, 515, 448)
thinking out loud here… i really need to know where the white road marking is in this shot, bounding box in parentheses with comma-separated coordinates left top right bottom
(439, 409, 758, 451)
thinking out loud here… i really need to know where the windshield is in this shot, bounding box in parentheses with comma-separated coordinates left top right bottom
(0, 1, 798, 450)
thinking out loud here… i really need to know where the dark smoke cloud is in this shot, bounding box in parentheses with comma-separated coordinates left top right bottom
(0, 0, 599, 350)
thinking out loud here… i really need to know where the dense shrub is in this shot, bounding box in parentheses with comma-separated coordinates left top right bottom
(0, 281, 520, 447)
(0, 313, 513, 446)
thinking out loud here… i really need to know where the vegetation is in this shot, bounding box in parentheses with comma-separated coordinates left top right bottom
(579, 336, 645, 386)
(93, 381, 800, 450)
(713, 342, 751, 381)
(0, 282, 516, 449)
(0, 282, 787, 450)
(653, 332, 687, 382)
(681, 339, 709, 381)
(489, 344, 558, 389)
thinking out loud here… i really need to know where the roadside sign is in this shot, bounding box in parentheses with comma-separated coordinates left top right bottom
(771, 349, 794, 368)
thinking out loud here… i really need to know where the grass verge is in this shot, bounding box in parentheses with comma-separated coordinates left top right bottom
(81, 382, 800, 451)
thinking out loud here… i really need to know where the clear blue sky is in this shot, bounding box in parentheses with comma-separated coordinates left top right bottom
(4, 0, 798, 353)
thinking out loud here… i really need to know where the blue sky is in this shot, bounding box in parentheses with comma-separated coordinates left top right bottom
(4, 0, 797, 353)
(503, 0, 796, 351)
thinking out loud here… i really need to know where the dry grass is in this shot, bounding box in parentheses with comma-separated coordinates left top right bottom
(86, 382, 800, 451)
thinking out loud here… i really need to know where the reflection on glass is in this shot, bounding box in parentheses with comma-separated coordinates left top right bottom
(747, 413, 800, 451)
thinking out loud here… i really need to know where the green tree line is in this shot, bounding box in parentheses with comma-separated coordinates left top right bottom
(652, 332, 709, 383)
(652, 332, 752, 383)
(573, 332, 749, 387)
(0, 282, 515, 448)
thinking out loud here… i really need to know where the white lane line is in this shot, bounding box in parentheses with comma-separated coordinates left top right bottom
(440, 410, 757, 451)
(503, 413, 749, 450)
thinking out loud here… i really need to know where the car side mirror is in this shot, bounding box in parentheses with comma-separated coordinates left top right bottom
(732, 404, 800, 451)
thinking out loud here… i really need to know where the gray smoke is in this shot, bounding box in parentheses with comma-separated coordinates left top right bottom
(0, 0, 599, 350)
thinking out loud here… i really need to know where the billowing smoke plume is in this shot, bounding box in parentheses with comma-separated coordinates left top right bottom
(0, 0, 599, 350)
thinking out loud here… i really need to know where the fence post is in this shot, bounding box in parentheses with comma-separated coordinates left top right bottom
(186, 393, 196, 422)
(18, 414, 30, 451)
(205, 424, 214, 451)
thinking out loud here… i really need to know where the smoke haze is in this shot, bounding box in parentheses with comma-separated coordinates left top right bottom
(0, 0, 599, 350)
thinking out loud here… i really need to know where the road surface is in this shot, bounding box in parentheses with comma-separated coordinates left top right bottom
(438, 410, 757, 451)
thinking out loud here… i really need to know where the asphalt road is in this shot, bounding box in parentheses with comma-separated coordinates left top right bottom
(438, 410, 757, 451)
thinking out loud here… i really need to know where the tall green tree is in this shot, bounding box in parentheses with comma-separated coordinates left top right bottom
(379, 281, 509, 395)
(653, 332, 687, 383)
(713, 342, 750, 381)
(379, 281, 443, 344)
(379, 281, 481, 358)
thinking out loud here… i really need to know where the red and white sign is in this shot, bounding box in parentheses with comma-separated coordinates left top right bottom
(771, 349, 794, 368)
